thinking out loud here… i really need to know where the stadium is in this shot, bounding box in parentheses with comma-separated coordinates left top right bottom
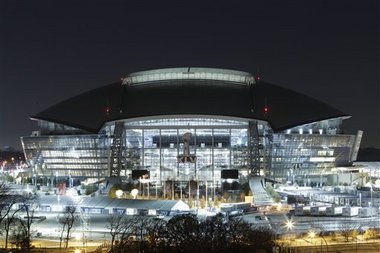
(21, 67, 363, 203)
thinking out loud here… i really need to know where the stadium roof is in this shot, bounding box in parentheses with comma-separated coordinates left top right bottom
(32, 67, 348, 133)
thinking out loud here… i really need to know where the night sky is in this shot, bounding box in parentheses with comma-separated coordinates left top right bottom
(0, 0, 379, 149)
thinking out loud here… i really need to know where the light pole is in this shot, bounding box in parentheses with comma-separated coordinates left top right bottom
(309, 230, 316, 244)
(285, 219, 294, 231)
(155, 173, 158, 199)
(115, 189, 123, 199)
(285, 219, 294, 252)
(205, 179, 208, 209)
(131, 188, 138, 199)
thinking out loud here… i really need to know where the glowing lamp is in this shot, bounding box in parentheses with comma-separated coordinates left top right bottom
(131, 188, 139, 199)
(115, 189, 123, 198)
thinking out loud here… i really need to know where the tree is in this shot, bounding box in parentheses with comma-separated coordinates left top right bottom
(200, 213, 229, 252)
(246, 225, 274, 252)
(136, 214, 276, 253)
(226, 217, 252, 249)
(165, 214, 202, 253)
(107, 214, 141, 253)
(311, 223, 329, 253)
(145, 217, 168, 253)
(339, 220, 360, 242)
(132, 216, 151, 252)
(1, 186, 21, 249)
(58, 205, 78, 248)
(364, 228, 379, 240)
(18, 194, 39, 252)
(3, 212, 20, 249)
(108, 213, 125, 252)
(0, 183, 11, 221)
(9, 217, 29, 250)
(2, 192, 38, 251)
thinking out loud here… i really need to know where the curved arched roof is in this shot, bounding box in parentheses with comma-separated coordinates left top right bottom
(32, 68, 348, 133)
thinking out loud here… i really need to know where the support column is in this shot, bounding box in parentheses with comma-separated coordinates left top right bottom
(248, 121, 260, 175)
(109, 121, 125, 177)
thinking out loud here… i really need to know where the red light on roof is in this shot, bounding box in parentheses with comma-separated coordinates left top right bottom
(264, 106, 269, 113)
(106, 107, 111, 114)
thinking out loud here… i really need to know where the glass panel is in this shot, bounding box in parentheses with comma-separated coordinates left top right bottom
(143, 129, 159, 148)
(161, 148, 178, 180)
(197, 148, 213, 180)
(126, 129, 142, 148)
(231, 129, 247, 147)
(125, 118, 247, 127)
(160, 129, 178, 148)
(214, 149, 230, 169)
(213, 129, 230, 148)
(178, 163, 195, 181)
(195, 129, 213, 148)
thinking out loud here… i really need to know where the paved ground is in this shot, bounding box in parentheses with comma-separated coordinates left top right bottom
(276, 236, 380, 253)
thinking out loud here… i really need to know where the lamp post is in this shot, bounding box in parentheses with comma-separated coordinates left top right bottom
(285, 219, 294, 252)
(115, 189, 123, 199)
(155, 173, 158, 199)
(285, 219, 294, 231)
(309, 230, 316, 244)
(131, 188, 139, 199)
(205, 179, 208, 209)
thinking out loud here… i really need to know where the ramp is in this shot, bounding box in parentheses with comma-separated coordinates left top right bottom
(249, 176, 273, 206)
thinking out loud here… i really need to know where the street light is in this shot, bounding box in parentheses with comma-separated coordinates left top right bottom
(309, 230, 316, 244)
(285, 219, 294, 231)
(115, 189, 123, 199)
(131, 188, 139, 199)
(284, 219, 295, 252)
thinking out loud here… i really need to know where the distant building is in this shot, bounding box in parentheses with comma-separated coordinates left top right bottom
(21, 67, 362, 192)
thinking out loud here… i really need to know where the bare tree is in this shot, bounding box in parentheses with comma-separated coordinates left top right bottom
(107, 214, 125, 252)
(58, 205, 78, 248)
(2, 192, 38, 251)
(246, 224, 274, 252)
(9, 217, 30, 250)
(3, 212, 19, 249)
(18, 194, 39, 252)
(107, 214, 139, 253)
(226, 217, 252, 246)
(338, 219, 361, 242)
(0, 184, 23, 233)
(0, 184, 20, 249)
(132, 216, 153, 253)
(145, 214, 274, 253)
(145, 217, 168, 253)
(165, 214, 202, 252)
(0, 183, 12, 224)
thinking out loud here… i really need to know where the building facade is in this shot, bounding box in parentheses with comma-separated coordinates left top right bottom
(21, 68, 362, 188)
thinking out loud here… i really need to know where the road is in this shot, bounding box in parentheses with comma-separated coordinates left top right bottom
(242, 211, 380, 235)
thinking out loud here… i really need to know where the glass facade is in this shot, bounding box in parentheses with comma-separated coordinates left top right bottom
(270, 133, 356, 184)
(21, 117, 360, 186)
(22, 134, 109, 178)
(113, 119, 250, 186)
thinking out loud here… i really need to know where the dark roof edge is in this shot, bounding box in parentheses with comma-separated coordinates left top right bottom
(30, 116, 99, 133)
